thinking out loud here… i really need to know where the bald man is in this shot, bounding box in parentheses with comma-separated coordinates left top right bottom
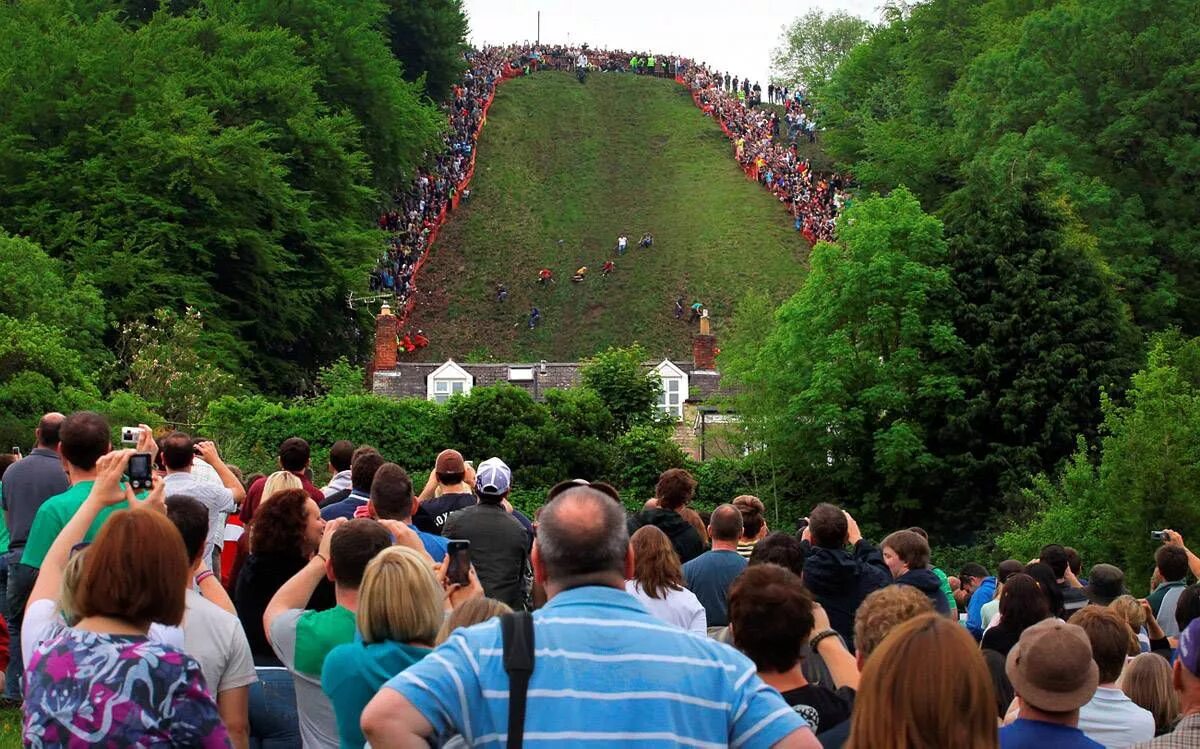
(683, 503, 748, 630)
(363, 488, 819, 748)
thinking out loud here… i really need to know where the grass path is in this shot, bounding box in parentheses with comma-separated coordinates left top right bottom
(408, 72, 808, 363)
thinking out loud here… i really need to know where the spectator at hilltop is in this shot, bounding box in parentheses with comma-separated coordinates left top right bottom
(627, 468, 705, 563)
(908, 526, 958, 616)
(1131, 619, 1200, 747)
(961, 562, 997, 640)
(1073, 606, 1156, 746)
(981, 573, 1050, 658)
(1151, 536, 1192, 637)
(160, 431, 244, 579)
(1042, 543, 1090, 614)
(369, 463, 448, 563)
(240, 438, 324, 524)
(624, 526, 706, 634)
(734, 494, 767, 558)
(1120, 652, 1178, 738)
(361, 486, 817, 748)
(799, 503, 890, 652)
(319, 440, 354, 499)
(443, 458, 530, 610)
(412, 449, 477, 534)
(880, 529, 951, 616)
(683, 504, 747, 630)
(321, 447, 384, 521)
(982, 559, 1027, 629)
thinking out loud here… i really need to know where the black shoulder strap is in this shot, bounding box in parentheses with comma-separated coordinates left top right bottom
(500, 611, 535, 749)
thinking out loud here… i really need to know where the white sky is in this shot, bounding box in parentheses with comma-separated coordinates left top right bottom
(462, 0, 882, 88)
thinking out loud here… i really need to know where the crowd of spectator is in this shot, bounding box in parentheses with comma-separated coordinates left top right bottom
(369, 44, 849, 339)
(5, 408, 1200, 747)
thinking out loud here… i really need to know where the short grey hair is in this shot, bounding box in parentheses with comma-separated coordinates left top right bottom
(537, 487, 628, 581)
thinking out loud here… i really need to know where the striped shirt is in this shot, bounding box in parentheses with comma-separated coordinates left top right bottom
(387, 585, 808, 747)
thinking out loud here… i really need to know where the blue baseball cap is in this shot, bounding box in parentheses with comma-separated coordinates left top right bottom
(474, 457, 511, 497)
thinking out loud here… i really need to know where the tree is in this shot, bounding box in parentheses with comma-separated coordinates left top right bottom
(383, 0, 468, 100)
(580, 345, 662, 433)
(316, 357, 366, 397)
(726, 188, 968, 531)
(771, 10, 872, 94)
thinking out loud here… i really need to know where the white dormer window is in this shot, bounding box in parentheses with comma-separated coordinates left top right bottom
(427, 360, 473, 403)
(653, 360, 689, 420)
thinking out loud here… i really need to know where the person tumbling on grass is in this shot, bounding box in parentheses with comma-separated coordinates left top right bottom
(690, 301, 704, 322)
(572, 266, 588, 283)
(640, 232, 654, 248)
(529, 306, 540, 329)
(617, 234, 628, 255)
(537, 268, 554, 285)
(675, 296, 685, 319)
(495, 283, 508, 302)
(602, 260, 615, 276)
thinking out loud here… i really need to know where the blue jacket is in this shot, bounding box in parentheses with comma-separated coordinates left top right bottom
(966, 576, 997, 640)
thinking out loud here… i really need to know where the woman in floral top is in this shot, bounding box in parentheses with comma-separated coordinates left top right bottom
(22, 448, 229, 747)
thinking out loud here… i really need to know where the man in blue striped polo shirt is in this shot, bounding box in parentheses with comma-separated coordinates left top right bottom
(363, 486, 817, 748)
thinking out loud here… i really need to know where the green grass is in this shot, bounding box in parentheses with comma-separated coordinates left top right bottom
(409, 72, 808, 362)
(0, 706, 19, 746)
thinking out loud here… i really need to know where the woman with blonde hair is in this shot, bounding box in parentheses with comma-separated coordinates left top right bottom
(436, 596, 512, 644)
(321, 546, 442, 749)
(624, 525, 706, 633)
(849, 613, 998, 749)
(261, 470, 303, 505)
(1120, 652, 1179, 736)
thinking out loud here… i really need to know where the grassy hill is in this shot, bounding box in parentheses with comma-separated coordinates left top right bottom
(407, 72, 808, 363)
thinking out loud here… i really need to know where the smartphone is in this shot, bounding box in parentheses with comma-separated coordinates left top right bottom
(127, 452, 153, 491)
(446, 539, 471, 587)
(120, 426, 142, 445)
(1151, 530, 1168, 541)
(11, 446, 21, 459)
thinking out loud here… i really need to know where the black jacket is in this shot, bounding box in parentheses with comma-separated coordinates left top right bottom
(895, 568, 952, 616)
(628, 508, 705, 564)
(800, 540, 891, 652)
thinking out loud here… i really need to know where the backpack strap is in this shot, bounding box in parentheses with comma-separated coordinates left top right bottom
(500, 611, 535, 749)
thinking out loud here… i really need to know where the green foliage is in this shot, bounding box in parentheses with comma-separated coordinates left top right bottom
(580, 345, 662, 434)
(382, 0, 468, 100)
(726, 189, 969, 532)
(0, 1, 445, 391)
(613, 424, 689, 511)
(998, 334, 1200, 589)
(316, 357, 366, 397)
(111, 308, 240, 426)
(771, 10, 873, 93)
(820, 0, 1200, 332)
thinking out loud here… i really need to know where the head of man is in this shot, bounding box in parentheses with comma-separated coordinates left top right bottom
(958, 563, 989, 595)
(165, 495, 209, 570)
(328, 440, 354, 474)
(532, 487, 630, 595)
(853, 584, 934, 670)
(58, 411, 111, 473)
(808, 503, 848, 549)
(654, 468, 696, 511)
(1156, 545, 1189, 584)
(278, 437, 311, 474)
(328, 519, 393, 593)
(370, 463, 415, 522)
(708, 503, 743, 545)
(729, 564, 814, 675)
(1005, 619, 1099, 724)
(1177, 584, 1200, 633)
(434, 449, 466, 487)
(474, 457, 511, 505)
(1173, 619, 1200, 715)
(350, 447, 385, 495)
(160, 431, 196, 472)
(1070, 606, 1136, 685)
(1040, 544, 1070, 580)
(748, 532, 805, 576)
(880, 530, 930, 579)
(996, 559, 1025, 587)
(36, 412, 65, 450)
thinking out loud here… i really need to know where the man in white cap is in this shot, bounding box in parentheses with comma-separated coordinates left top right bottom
(1000, 618, 1102, 748)
(443, 457, 531, 610)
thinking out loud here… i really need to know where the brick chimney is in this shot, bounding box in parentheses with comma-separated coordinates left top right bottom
(371, 303, 399, 375)
(693, 332, 717, 371)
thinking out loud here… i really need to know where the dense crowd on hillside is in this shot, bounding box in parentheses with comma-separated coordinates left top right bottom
(3, 408, 1200, 747)
(369, 44, 849, 333)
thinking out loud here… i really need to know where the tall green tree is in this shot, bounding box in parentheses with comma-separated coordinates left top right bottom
(580, 345, 663, 434)
(383, 0, 467, 100)
(725, 188, 968, 530)
(771, 10, 872, 94)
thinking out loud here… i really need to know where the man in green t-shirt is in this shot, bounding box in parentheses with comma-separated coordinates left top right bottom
(264, 517, 395, 748)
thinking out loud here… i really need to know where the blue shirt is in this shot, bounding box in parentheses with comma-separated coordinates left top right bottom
(387, 586, 807, 747)
(320, 490, 369, 521)
(966, 576, 997, 640)
(408, 522, 448, 563)
(322, 639, 430, 749)
(683, 549, 748, 627)
(1000, 718, 1103, 748)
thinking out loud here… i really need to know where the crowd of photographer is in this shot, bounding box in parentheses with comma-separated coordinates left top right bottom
(3, 410, 1200, 747)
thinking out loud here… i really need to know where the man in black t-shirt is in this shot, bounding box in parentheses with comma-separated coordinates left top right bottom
(729, 564, 858, 735)
(411, 449, 477, 535)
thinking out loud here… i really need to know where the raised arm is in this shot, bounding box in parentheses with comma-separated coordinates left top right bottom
(263, 517, 343, 645)
(196, 441, 246, 505)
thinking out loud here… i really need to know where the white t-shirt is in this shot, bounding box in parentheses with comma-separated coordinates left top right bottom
(624, 580, 707, 635)
(21, 598, 184, 668)
(182, 589, 257, 695)
(1078, 686, 1156, 747)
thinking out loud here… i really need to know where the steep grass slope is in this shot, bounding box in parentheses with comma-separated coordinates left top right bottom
(408, 71, 808, 362)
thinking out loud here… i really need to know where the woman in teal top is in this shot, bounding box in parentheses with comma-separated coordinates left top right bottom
(321, 546, 441, 749)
